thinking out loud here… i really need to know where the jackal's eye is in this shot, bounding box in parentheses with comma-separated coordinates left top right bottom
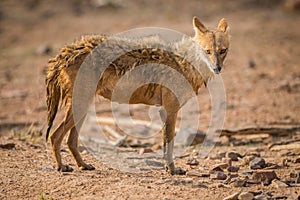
(220, 48, 227, 54)
(205, 50, 211, 54)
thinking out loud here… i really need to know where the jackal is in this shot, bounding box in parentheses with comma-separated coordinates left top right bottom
(45, 17, 229, 175)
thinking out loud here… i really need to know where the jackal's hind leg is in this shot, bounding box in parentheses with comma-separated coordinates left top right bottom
(50, 109, 75, 172)
(67, 127, 95, 170)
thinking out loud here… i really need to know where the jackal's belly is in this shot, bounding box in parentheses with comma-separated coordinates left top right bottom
(97, 83, 163, 106)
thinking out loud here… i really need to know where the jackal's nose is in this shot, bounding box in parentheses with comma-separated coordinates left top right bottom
(213, 65, 222, 74)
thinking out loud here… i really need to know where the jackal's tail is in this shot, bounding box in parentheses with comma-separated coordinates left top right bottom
(45, 35, 107, 141)
(45, 57, 62, 141)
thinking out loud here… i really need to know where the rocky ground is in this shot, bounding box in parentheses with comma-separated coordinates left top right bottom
(0, 0, 300, 199)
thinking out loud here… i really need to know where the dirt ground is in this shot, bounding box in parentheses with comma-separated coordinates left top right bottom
(0, 0, 300, 199)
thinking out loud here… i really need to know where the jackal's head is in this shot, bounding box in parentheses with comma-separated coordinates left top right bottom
(193, 17, 230, 74)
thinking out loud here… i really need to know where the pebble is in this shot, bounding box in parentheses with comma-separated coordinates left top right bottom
(197, 181, 208, 188)
(139, 148, 153, 155)
(249, 157, 266, 169)
(211, 163, 228, 172)
(223, 192, 240, 200)
(186, 170, 208, 177)
(254, 193, 272, 200)
(151, 143, 161, 151)
(186, 157, 199, 166)
(238, 192, 254, 200)
(226, 151, 242, 161)
(231, 178, 247, 187)
(245, 151, 260, 157)
(296, 172, 300, 183)
(227, 165, 240, 172)
(270, 179, 289, 188)
(294, 157, 300, 163)
(222, 158, 232, 167)
(252, 170, 278, 185)
(242, 156, 255, 166)
(210, 171, 227, 180)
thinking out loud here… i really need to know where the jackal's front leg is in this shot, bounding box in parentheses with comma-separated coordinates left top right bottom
(162, 112, 186, 175)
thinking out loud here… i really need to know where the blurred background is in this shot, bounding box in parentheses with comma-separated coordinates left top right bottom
(0, 0, 299, 130)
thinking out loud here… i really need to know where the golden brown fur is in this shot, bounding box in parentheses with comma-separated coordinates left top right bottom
(45, 17, 229, 174)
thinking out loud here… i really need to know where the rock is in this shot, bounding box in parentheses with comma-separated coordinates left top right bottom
(296, 172, 300, 183)
(242, 156, 255, 166)
(226, 151, 242, 161)
(224, 173, 239, 184)
(264, 162, 280, 169)
(218, 152, 226, 159)
(139, 148, 153, 155)
(223, 192, 240, 200)
(238, 192, 254, 200)
(210, 171, 227, 180)
(210, 165, 223, 173)
(231, 178, 247, 187)
(0, 143, 15, 150)
(197, 181, 208, 188)
(186, 157, 199, 166)
(249, 157, 266, 169)
(252, 170, 278, 185)
(294, 157, 300, 163)
(271, 179, 289, 188)
(245, 151, 260, 157)
(210, 163, 228, 172)
(186, 170, 207, 177)
(151, 143, 161, 151)
(222, 158, 232, 167)
(171, 178, 193, 185)
(227, 165, 240, 172)
(254, 193, 272, 200)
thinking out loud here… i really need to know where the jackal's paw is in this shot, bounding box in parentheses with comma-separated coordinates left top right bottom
(165, 165, 186, 175)
(80, 164, 95, 170)
(58, 165, 74, 172)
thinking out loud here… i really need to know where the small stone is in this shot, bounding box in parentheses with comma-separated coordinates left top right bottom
(227, 165, 240, 172)
(186, 170, 202, 177)
(197, 181, 208, 188)
(210, 166, 223, 173)
(264, 162, 280, 169)
(252, 170, 278, 185)
(271, 179, 289, 188)
(218, 152, 226, 158)
(0, 143, 16, 150)
(296, 172, 300, 183)
(249, 157, 266, 169)
(294, 157, 300, 163)
(254, 193, 272, 200)
(226, 151, 242, 161)
(151, 143, 161, 151)
(222, 158, 232, 167)
(139, 148, 153, 155)
(238, 192, 254, 200)
(186, 157, 199, 166)
(223, 192, 240, 200)
(211, 171, 227, 180)
(242, 156, 255, 166)
(245, 151, 260, 157)
(224, 173, 239, 184)
(231, 178, 247, 187)
(211, 163, 228, 172)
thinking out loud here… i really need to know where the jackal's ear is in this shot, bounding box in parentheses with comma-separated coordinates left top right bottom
(217, 18, 228, 33)
(193, 16, 208, 36)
